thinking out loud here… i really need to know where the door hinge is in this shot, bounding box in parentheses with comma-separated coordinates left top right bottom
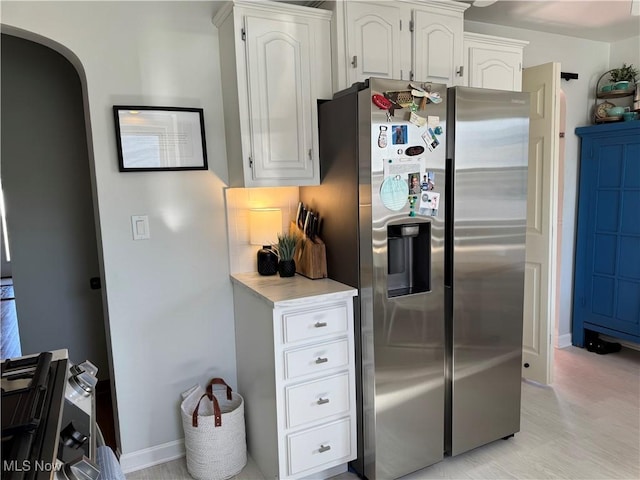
(409, 20, 414, 32)
(241, 28, 246, 41)
(410, 70, 414, 81)
(351, 55, 357, 68)
(400, 19, 402, 31)
(249, 156, 253, 169)
(308, 149, 312, 160)
(456, 66, 464, 77)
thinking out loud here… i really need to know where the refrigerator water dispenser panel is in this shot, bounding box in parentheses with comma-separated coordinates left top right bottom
(387, 222, 431, 297)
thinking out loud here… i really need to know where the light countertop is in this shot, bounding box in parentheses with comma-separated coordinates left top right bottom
(231, 272, 357, 308)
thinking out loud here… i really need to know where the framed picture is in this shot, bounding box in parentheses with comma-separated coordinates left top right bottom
(113, 106, 208, 172)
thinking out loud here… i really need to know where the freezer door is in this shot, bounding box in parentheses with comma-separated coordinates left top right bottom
(363, 78, 447, 479)
(447, 86, 529, 456)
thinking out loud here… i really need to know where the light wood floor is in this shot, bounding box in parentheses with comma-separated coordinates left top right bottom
(126, 346, 640, 480)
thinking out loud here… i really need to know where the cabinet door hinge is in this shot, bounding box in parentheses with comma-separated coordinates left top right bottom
(249, 156, 253, 169)
(410, 70, 414, 81)
(351, 55, 358, 68)
(241, 28, 246, 41)
(409, 20, 414, 32)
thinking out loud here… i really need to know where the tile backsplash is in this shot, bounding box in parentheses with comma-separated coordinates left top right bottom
(225, 187, 299, 274)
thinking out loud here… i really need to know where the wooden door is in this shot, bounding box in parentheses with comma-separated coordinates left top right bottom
(345, 1, 402, 85)
(521, 62, 561, 385)
(412, 9, 463, 85)
(466, 45, 521, 91)
(245, 15, 315, 182)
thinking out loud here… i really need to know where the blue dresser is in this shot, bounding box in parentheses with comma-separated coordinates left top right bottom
(573, 122, 640, 347)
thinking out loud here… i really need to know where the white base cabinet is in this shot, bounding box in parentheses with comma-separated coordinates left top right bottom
(231, 273, 357, 479)
(214, 1, 332, 187)
(463, 32, 528, 91)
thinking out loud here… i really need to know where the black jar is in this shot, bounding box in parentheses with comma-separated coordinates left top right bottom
(257, 246, 278, 276)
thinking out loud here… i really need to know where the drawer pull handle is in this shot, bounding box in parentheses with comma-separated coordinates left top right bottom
(317, 397, 330, 405)
(319, 444, 331, 453)
(314, 321, 327, 328)
(315, 357, 328, 364)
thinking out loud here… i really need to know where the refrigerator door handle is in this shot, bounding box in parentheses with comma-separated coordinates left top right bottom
(445, 157, 453, 288)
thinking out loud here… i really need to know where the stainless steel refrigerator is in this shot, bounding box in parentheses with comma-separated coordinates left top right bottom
(300, 78, 529, 479)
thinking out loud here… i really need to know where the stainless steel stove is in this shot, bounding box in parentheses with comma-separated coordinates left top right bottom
(1, 350, 102, 480)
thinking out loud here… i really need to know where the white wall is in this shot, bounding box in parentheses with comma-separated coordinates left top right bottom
(609, 36, 640, 69)
(225, 187, 299, 274)
(465, 20, 611, 342)
(2, 1, 235, 469)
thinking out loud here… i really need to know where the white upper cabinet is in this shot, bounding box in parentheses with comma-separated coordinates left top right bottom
(343, 1, 403, 86)
(463, 32, 529, 91)
(333, 0, 468, 91)
(214, 0, 331, 187)
(412, 5, 465, 86)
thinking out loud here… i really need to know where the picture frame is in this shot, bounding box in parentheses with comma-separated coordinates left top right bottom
(113, 106, 208, 172)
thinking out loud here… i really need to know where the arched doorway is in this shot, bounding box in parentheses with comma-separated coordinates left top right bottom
(1, 32, 117, 450)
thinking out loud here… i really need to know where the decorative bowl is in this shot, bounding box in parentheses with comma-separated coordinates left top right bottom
(622, 112, 638, 121)
(606, 106, 626, 116)
(614, 81, 630, 90)
(601, 84, 614, 92)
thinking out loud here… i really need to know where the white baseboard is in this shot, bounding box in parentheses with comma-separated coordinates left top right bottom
(556, 333, 572, 349)
(119, 439, 185, 474)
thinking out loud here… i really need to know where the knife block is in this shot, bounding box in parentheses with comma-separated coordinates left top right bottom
(289, 222, 327, 280)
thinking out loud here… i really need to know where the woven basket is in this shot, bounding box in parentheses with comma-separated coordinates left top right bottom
(181, 378, 246, 480)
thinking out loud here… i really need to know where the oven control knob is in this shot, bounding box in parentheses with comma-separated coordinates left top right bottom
(68, 371, 98, 397)
(62, 456, 100, 480)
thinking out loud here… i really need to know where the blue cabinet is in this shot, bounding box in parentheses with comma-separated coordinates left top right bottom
(573, 122, 640, 347)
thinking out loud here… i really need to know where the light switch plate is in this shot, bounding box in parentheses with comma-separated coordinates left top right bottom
(131, 215, 150, 240)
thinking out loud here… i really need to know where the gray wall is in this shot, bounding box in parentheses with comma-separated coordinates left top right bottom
(2, 2, 234, 465)
(1, 34, 109, 376)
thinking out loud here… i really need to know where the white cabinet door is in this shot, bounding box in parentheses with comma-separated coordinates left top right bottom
(214, 1, 330, 187)
(245, 15, 315, 183)
(344, 1, 402, 85)
(464, 33, 528, 91)
(412, 9, 464, 86)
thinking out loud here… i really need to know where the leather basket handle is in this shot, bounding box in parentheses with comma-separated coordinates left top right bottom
(192, 392, 222, 428)
(206, 377, 232, 401)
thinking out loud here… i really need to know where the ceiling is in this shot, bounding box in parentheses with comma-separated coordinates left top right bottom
(462, 0, 640, 42)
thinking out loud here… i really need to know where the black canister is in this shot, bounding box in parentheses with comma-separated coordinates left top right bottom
(257, 246, 278, 276)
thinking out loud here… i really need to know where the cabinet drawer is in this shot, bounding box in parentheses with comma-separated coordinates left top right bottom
(285, 373, 350, 428)
(287, 418, 352, 476)
(284, 338, 350, 380)
(282, 303, 348, 344)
